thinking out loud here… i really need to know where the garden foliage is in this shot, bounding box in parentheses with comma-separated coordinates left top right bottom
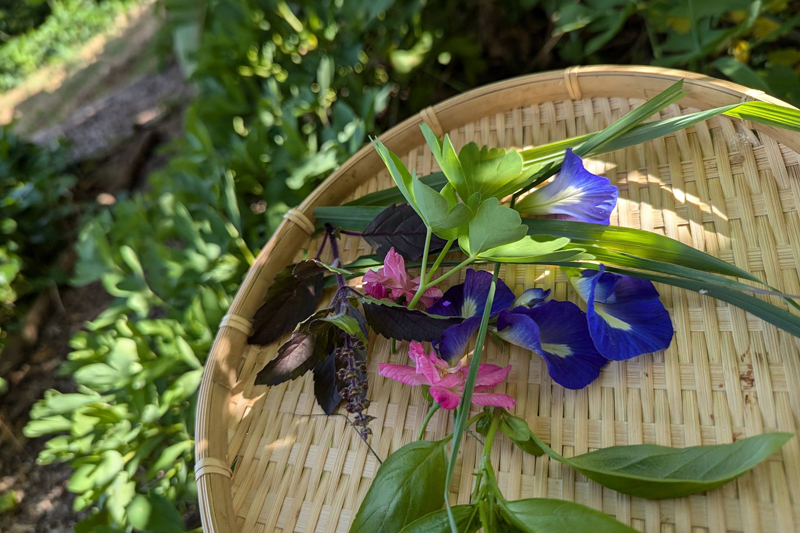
(0, 126, 76, 355)
(0, 0, 142, 92)
(9, 0, 800, 531)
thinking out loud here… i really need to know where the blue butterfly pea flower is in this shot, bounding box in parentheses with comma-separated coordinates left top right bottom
(428, 269, 516, 362)
(570, 265, 674, 360)
(515, 149, 618, 224)
(495, 300, 606, 389)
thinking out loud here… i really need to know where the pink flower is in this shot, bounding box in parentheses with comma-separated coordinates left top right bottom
(362, 248, 443, 308)
(378, 342, 516, 410)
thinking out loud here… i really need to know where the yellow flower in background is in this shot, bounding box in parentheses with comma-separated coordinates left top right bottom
(732, 40, 751, 63)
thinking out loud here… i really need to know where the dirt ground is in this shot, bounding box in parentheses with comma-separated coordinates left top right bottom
(0, 4, 189, 531)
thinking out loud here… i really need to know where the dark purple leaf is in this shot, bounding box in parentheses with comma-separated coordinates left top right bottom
(363, 204, 446, 261)
(362, 299, 462, 341)
(313, 350, 341, 415)
(248, 261, 326, 345)
(255, 325, 333, 386)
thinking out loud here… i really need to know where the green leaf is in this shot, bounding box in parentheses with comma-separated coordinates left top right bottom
(349, 440, 447, 533)
(127, 492, 186, 533)
(712, 57, 771, 93)
(73, 363, 122, 392)
(477, 236, 571, 262)
(565, 245, 798, 300)
(372, 138, 416, 208)
(412, 178, 472, 239)
(318, 312, 367, 342)
(460, 198, 527, 257)
(529, 432, 792, 499)
(420, 123, 444, 161)
(574, 80, 685, 159)
(499, 498, 637, 533)
(500, 415, 544, 457)
(106, 473, 136, 524)
(68, 451, 124, 493)
(315, 205, 386, 231)
(344, 174, 448, 208)
(457, 142, 530, 199)
(523, 218, 764, 284)
(146, 441, 194, 480)
(399, 505, 481, 533)
(23, 415, 73, 437)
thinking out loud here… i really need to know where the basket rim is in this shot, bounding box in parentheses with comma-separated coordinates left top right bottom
(194, 64, 800, 533)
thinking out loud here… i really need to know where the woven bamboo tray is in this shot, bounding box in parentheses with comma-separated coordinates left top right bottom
(195, 65, 800, 533)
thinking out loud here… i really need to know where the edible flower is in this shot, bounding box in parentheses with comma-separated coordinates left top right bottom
(514, 149, 618, 224)
(378, 341, 515, 410)
(362, 247, 443, 308)
(569, 265, 674, 360)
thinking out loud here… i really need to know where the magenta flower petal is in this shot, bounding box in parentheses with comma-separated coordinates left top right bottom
(418, 285, 444, 308)
(378, 364, 429, 386)
(473, 364, 512, 388)
(415, 351, 444, 384)
(430, 386, 461, 409)
(363, 281, 389, 299)
(471, 392, 516, 409)
(382, 248, 409, 287)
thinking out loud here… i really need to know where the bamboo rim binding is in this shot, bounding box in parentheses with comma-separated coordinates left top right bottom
(196, 65, 800, 533)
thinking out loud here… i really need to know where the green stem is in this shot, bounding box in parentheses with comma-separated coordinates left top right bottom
(390, 338, 396, 354)
(437, 413, 486, 445)
(473, 412, 500, 502)
(482, 414, 501, 458)
(425, 239, 455, 284)
(444, 263, 501, 533)
(417, 403, 440, 440)
(407, 227, 433, 309)
(426, 256, 476, 288)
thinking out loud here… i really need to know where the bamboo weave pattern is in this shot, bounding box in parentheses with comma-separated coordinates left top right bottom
(201, 78, 800, 533)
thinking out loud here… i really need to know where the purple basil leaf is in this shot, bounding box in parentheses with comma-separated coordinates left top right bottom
(363, 204, 446, 261)
(362, 298, 462, 341)
(248, 261, 326, 345)
(313, 350, 341, 415)
(255, 326, 332, 386)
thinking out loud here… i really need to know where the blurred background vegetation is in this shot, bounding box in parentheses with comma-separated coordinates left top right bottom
(1, 0, 799, 531)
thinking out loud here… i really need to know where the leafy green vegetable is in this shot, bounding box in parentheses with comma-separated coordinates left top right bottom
(399, 505, 481, 533)
(499, 415, 544, 457)
(530, 432, 792, 499)
(476, 236, 573, 263)
(349, 440, 447, 533)
(498, 498, 637, 533)
(459, 198, 527, 257)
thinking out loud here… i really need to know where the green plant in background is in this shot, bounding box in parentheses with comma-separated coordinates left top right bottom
(17, 0, 800, 531)
(0, 0, 52, 40)
(0, 125, 77, 351)
(26, 0, 437, 530)
(0, 0, 143, 92)
(540, 0, 800, 106)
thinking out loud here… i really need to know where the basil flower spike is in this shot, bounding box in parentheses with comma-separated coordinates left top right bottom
(569, 265, 674, 360)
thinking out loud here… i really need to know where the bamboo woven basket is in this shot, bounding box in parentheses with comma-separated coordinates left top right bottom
(195, 65, 800, 533)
